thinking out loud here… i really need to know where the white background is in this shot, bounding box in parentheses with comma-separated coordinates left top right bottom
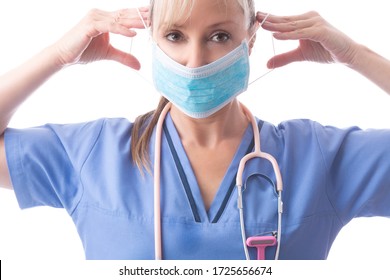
(0, 0, 390, 266)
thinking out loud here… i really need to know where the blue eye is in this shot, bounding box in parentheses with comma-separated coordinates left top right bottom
(210, 32, 230, 42)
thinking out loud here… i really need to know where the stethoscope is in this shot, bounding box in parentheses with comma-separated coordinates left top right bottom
(133, 8, 282, 260)
(153, 102, 283, 260)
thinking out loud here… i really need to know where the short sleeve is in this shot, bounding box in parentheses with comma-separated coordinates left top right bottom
(4, 119, 105, 214)
(315, 123, 390, 223)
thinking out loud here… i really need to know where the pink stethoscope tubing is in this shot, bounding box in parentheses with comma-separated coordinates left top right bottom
(153, 102, 283, 260)
(237, 104, 283, 260)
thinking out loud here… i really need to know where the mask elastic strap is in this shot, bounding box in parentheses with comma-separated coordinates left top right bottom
(127, 8, 155, 88)
(248, 35, 275, 85)
(248, 13, 276, 85)
(129, 7, 150, 53)
(136, 7, 150, 31)
(249, 13, 270, 42)
(131, 8, 148, 54)
(260, 13, 270, 25)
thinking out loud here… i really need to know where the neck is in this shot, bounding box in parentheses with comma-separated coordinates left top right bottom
(170, 99, 249, 148)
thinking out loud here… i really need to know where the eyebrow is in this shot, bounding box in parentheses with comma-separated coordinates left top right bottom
(167, 20, 238, 31)
(207, 20, 238, 29)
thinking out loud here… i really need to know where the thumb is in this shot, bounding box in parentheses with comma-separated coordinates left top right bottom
(106, 45, 141, 70)
(267, 48, 304, 69)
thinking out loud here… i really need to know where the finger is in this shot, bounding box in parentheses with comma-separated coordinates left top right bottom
(107, 46, 141, 70)
(88, 8, 148, 36)
(272, 27, 310, 41)
(257, 11, 302, 26)
(262, 19, 317, 35)
(82, 9, 139, 38)
(272, 26, 323, 43)
(94, 20, 137, 38)
(257, 11, 325, 41)
(109, 7, 149, 29)
(260, 18, 319, 37)
(136, 6, 151, 26)
(257, 11, 319, 25)
(267, 48, 304, 69)
(115, 17, 148, 30)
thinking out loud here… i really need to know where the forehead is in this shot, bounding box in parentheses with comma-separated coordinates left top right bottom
(152, 0, 245, 30)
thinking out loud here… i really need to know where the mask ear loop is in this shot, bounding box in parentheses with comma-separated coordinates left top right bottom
(136, 7, 150, 33)
(130, 7, 148, 55)
(248, 13, 276, 85)
(128, 8, 155, 88)
(249, 12, 269, 42)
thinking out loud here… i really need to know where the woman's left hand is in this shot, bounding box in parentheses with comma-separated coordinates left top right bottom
(257, 11, 358, 69)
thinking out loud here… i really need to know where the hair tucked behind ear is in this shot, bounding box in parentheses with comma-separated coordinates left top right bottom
(131, 97, 169, 174)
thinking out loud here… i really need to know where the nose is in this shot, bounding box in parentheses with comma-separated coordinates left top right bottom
(184, 42, 208, 68)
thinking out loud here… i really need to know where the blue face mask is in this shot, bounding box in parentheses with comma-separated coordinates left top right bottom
(152, 40, 250, 118)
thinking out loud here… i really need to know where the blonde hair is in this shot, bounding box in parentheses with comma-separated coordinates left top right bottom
(131, 0, 256, 173)
(150, 0, 256, 31)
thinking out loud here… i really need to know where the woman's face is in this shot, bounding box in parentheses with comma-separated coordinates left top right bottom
(153, 0, 251, 68)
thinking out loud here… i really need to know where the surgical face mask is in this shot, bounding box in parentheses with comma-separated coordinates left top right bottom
(135, 8, 272, 119)
(152, 40, 250, 118)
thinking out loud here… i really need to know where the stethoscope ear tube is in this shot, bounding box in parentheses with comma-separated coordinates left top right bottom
(276, 191, 283, 260)
(154, 102, 172, 260)
(237, 184, 251, 260)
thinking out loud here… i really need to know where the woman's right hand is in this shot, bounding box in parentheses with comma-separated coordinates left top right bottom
(54, 7, 149, 69)
(0, 7, 150, 187)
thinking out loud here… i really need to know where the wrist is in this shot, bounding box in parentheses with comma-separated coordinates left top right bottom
(346, 43, 390, 94)
(46, 43, 73, 70)
(345, 43, 374, 72)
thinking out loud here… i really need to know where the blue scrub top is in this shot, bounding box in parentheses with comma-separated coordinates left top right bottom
(4, 113, 390, 259)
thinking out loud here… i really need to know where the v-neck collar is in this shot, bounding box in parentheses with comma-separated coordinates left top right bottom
(163, 113, 261, 223)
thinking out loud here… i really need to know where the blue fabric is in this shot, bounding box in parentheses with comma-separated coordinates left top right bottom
(4, 114, 390, 259)
(152, 41, 250, 118)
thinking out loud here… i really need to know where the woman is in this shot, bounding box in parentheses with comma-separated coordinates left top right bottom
(0, 0, 389, 259)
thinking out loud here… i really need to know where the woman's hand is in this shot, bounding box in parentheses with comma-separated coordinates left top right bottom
(257, 11, 358, 69)
(54, 7, 149, 69)
(0, 7, 150, 134)
(258, 11, 390, 94)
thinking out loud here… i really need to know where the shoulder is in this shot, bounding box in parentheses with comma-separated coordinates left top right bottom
(5, 118, 131, 142)
(262, 118, 365, 141)
(262, 118, 390, 167)
(5, 118, 135, 169)
(46, 117, 133, 135)
(33, 118, 135, 147)
(260, 118, 328, 143)
(48, 117, 135, 155)
(275, 119, 390, 148)
(258, 118, 372, 161)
